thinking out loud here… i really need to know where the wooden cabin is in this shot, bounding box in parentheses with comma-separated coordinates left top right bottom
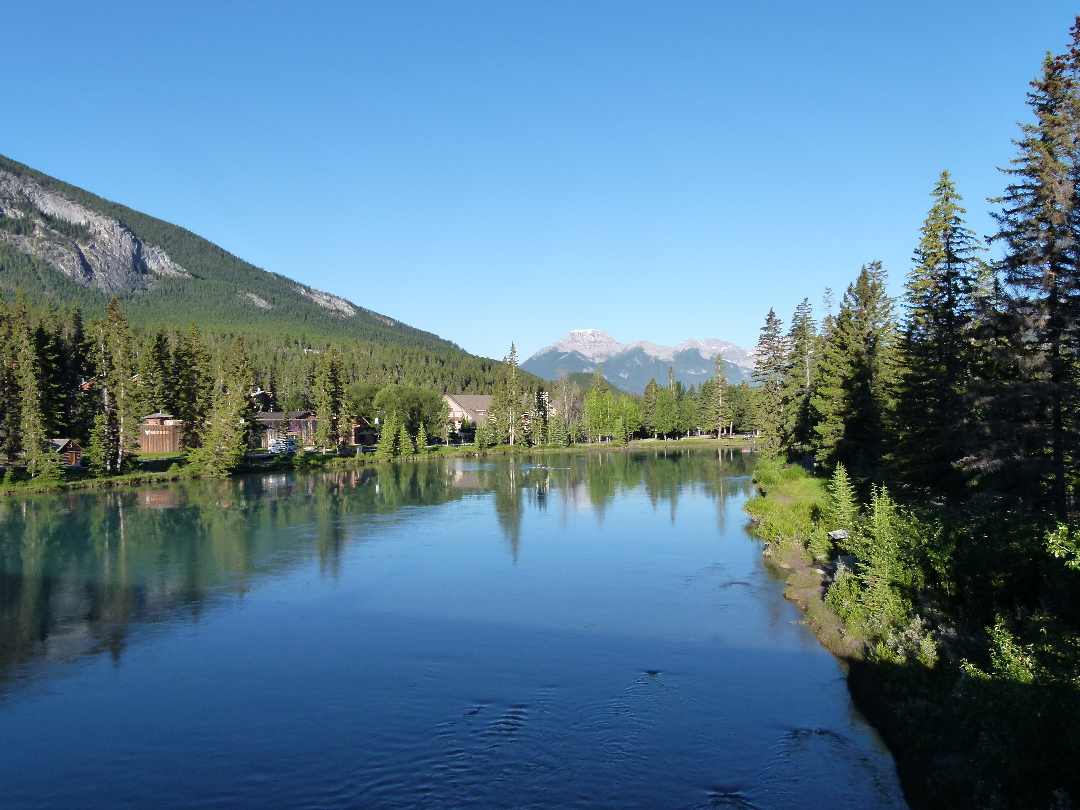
(139, 412, 183, 454)
(49, 438, 84, 466)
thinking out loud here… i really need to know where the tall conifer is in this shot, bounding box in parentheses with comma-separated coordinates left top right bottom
(894, 172, 987, 498)
(752, 309, 787, 456)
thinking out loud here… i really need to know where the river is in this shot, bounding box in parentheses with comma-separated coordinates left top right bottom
(0, 448, 905, 808)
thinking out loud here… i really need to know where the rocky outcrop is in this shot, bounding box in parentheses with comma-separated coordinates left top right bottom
(295, 285, 357, 317)
(0, 169, 189, 292)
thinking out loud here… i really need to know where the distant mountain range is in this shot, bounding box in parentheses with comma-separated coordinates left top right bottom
(522, 329, 754, 394)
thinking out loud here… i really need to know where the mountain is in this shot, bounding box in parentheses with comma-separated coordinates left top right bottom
(522, 329, 754, 394)
(0, 153, 457, 353)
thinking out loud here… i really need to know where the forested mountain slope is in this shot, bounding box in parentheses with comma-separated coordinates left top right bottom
(0, 153, 453, 352)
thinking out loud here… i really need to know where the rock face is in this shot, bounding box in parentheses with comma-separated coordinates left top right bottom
(522, 329, 755, 394)
(0, 168, 189, 292)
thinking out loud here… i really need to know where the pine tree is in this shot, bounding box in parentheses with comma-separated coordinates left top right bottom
(187, 337, 254, 476)
(138, 328, 173, 416)
(313, 347, 345, 450)
(487, 344, 526, 446)
(654, 388, 677, 438)
(642, 378, 660, 438)
(14, 310, 61, 481)
(378, 413, 400, 458)
(416, 421, 429, 453)
(173, 323, 213, 451)
(894, 172, 987, 498)
(397, 421, 412, 456)
(530, 388, 549, 446)
(979, 25, 1080, 515)
(752, 309, 787, 456)
(783, 299, 817, 454)
(85, 299, 140, 474)
(0, 296, 20, 464)
(712, 353, 728, 436)
(810, 264, 898, 480)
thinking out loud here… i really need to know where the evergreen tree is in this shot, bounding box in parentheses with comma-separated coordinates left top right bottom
(654, 388, 677, 438)
(378, 413, 401, 458)
(14, 309, 61, 480)
(529, 388, 550, 446)
(752, 309, 787, 456)
(397, 421, 413, 456)
(894, 172, 988, 498)
(187, 337, 255, 476)
(712, 353, 728, 436)
(85, 299, 140, 474)
(979, 28, 1080, 515)
(138, 327, 173, 415)
(642, 377, 660, 438)
(416, 421, 429, 453)
(487, 344, 526, 445)
(810, 263, 898, 480)
(0, 296, 21, 463)
(783, 299, 817, 454)
(173, 323, 213, 451)
(313, 347, 345, 450)
(677, 385, 699, 437)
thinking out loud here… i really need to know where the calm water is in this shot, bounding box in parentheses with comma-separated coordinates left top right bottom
(0, 449, 905, 809)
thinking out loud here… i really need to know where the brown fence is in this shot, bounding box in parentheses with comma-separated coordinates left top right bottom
(139, 424, 182, 454)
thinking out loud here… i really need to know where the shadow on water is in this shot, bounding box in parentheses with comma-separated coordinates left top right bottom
(0, 447, 755, 693)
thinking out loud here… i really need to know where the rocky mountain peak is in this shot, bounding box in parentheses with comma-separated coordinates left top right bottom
(0, 168, 189, 292)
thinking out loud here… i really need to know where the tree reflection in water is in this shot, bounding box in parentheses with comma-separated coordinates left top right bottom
(0, 448, 754, 692)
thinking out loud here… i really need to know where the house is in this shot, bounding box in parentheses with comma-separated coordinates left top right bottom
(443, 394, 492, 431)
(49, 438, 84, 466)
(139, 412, 183, 454)
(257, 411, 318, 448)
(352, 421, 378, 446)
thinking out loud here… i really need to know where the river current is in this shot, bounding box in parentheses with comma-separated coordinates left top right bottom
(0, 448, 905, 808)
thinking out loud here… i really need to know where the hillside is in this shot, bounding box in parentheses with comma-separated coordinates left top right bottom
(523, 329, 753, 394)
(0, 153, 457, 353)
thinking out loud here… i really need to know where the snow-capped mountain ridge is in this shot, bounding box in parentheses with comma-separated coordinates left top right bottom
(547, 329, 754, 369)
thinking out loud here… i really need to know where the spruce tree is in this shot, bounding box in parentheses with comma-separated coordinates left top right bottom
(642, 378, 660, 438)
(487, 344, 526, 446)
(85, 299, 140, 474)
(173, 323, 213, 451)
(752, 309, 787, 456)
(313, 347, 345, 450)
(980, 25, 1080, 515)
(894, 172, 987, 498)
(188, 337, 255, 476)
(782, 299, 817, 455)
(654, 388, 677, 438)
(138, 328, 173, 415)
(810, 264, 898, 480)
(15, 311, 61, 480)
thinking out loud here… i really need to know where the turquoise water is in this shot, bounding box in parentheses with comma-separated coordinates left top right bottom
(0, 449, 905, 808)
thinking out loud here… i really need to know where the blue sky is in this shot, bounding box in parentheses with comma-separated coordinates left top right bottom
(2, 1, 1077, 360)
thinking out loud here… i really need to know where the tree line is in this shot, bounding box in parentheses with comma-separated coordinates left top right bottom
(746, 21, 1080, 807)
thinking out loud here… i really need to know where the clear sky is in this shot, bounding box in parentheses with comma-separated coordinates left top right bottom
(2, 1, 1077, 360)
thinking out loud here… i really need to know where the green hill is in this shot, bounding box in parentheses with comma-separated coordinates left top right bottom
(0, 153, 520, 392)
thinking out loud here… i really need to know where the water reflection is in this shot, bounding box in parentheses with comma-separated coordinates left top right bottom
(0, 448, 753, 692)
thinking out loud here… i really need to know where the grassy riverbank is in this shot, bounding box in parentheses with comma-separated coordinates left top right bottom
(745, 459, 1080, 810)
(0, 436, 753, 496)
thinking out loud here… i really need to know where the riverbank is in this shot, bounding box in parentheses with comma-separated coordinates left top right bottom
(0, 435, 754, 497)
(745, 459, 1080, 810)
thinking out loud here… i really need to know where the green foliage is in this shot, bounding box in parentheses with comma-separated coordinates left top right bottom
(373, 383, 448, 440)
(752, 309, 787, 455)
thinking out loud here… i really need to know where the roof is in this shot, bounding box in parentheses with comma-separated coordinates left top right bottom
(256, 410, 315, 422)
(445, 394, 492, 413)
(49, 438, 83, 452)
(143, 411, 175, 419)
